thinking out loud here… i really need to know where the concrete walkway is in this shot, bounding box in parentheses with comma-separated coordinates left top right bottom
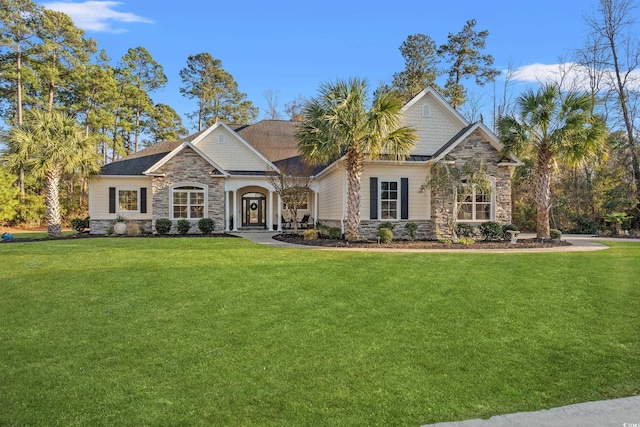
(421, 395, 640, 427)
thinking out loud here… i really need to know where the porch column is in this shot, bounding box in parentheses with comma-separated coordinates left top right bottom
(267, 191, 273, 231)
(232, 190, 239, 231)
(277, 194, 282, 231)
(314, 191, 319, 227)
(225, 191, 230, 231)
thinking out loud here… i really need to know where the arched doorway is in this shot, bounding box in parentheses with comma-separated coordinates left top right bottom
(242, 192, 266, 228)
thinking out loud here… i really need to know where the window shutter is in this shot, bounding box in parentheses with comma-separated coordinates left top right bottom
(140, 188, 147, 213)
(370, 177, 378, 220)
(401, 178, 409, 220)
(109, 187, 116, 213)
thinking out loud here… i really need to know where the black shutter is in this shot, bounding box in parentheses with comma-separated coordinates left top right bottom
(140, 188, 147, 213)
(109, 187, 116, 213)
(370, 177, 378, 220)
(401, 178, 409, 220)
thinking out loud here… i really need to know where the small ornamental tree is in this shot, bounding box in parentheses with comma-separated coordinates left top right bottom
(268, 163, 313, 234)
(422, 158, 489, 242)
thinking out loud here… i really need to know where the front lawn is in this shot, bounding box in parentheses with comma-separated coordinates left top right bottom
(1, 238, 638, 426)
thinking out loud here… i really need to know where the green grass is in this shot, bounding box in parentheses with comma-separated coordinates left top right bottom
(4, 230, 74, 239)
(1, 238, 639, 426)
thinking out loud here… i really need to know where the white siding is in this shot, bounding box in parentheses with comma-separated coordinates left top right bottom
(402, 92, 465, 155)
(317, 166, 345, 220)
(89, 176, 153, 220)
(361, 162, 430, 221)
(195, 127, 270, 172)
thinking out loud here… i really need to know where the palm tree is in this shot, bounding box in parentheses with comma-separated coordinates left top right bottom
(498, 84, 606, 239)
(3, 110, 99, 237)
(297, 78, 417, 240)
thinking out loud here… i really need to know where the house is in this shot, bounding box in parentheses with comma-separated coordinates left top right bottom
(89, 88, 521, 239)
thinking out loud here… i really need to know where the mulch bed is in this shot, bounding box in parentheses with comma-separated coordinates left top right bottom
(273, 233, 572, 249)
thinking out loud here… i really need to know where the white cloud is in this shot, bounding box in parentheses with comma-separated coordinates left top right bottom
(510, 62, 640, 92)
(42, 1, 153, 33)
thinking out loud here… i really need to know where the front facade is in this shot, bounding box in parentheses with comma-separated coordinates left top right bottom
(89, 88, 521, 239)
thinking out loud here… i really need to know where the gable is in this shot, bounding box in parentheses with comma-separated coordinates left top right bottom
(194, 124, 276, 173)
(401, 89, 470, 156)
(155, 145, 221, 178)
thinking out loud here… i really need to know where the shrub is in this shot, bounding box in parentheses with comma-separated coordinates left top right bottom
(70, 216, 89, 233)
(176, 219, 191, 235)
(198, 218, 215, 234)
(125, 221, 140, 236)
(479, 221, 503, 240)
(303, 229, 319, 240)
(105, 226, 114, 236)
(379, 222, 394, 230)
(457, 236, 475, 245)
(377, 228, 393, 243)
(438, 238, 453, 244)
(550, 229, 562, 240)
(456, 222, 475, 238)
(404, 222, 418, 239)
(316, 224, 330, 237)
(155, 218, 172, 235)
(328, 227, 342, 239)
(571, 216, 598, 234)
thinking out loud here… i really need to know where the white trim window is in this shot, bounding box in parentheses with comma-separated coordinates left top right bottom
(172, 185, 206, 219)
(457, 183, 493, 221)
(118, 189, 139, 212)
(380, 179, 399, 220)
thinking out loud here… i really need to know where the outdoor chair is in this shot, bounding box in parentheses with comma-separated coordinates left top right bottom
(298, 214, 311, 229)
(281, 216, 293, 230)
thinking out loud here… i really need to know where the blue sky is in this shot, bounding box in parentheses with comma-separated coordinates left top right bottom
(40, 0, 617, 130)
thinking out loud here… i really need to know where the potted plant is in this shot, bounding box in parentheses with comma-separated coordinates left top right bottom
(113, 215, 127, 235)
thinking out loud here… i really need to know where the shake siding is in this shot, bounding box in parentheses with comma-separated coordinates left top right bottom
(195, 127, 269, 171)
(89, 176, 153, 220)
(317, 167, 344, 220)
(361, 163, 430, 220)
(402, 92, 464, 155)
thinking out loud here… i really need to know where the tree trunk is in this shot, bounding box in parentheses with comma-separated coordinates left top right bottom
(45, 168, 63, 238)
(535, 146, 553, 239)
(345, 149, 363, 241)
(605, 16, 640, 211)
(17, 44, 25, 197)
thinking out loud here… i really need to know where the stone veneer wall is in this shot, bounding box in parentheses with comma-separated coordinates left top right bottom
(317, 219, 435, 241)
(152, 147, 225, 234)
(90, 219, 152, 235)
(431, 129, 513, 238)
(359, 220, 434, 240)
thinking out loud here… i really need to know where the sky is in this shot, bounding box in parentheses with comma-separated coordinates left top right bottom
(39, 0, 627, 131)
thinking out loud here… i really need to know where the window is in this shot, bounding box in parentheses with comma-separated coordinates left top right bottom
(118, 190, 138, 211)
(380, 180, 399, 220)
(172, 186, 205, 219)
(422, 104, 431, 117)
(217, 133, 225, 143)
(457, 185, 491, 221)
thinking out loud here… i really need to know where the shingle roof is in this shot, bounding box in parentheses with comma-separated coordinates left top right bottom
(99, 121, 315, 176)
(236, 120, 301, 162)
(99, 132, 204, 175)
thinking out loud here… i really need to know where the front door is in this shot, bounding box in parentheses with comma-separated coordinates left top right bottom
(242, 193, 266, 228)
